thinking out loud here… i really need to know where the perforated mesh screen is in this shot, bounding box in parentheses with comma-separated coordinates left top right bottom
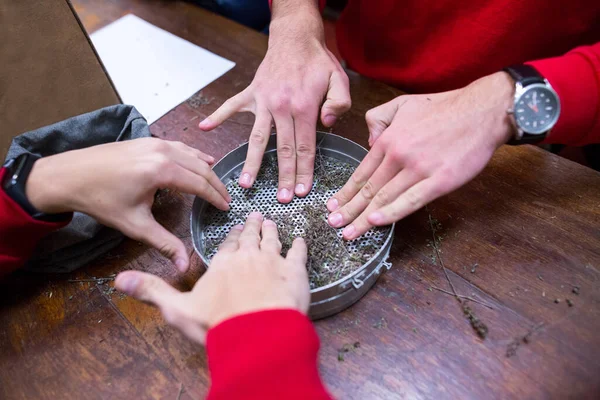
(199, 153, 392, 288)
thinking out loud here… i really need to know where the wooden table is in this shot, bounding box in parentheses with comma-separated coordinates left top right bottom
(1, 1, 599, 399)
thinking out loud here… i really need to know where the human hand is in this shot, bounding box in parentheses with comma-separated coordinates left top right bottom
(114, 212, 310, 344)
(199, 3, 351, 203)
(327, 72, 515, 239)
(25, 138, 231, 271)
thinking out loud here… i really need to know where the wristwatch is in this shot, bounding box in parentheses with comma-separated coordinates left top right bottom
(504, 64, 561, 145)
(2, 153, 70, 222)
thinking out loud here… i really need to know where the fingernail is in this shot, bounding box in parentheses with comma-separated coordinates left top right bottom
(263, 219, 276, 227)
(327, 198, 339, 211)
(295, 183, 305, 195)
(206, 155, 215, 163)
(232, 224, 244, 230)
(117, 274, 139, 295)
(199, 118, 212, 129)
(328, 212, 343, 227)
(249, 211, 262, 219)
(175, 258, 187, 272)
(369, 212, 384, 225)
(343, 224, 355, 238)
(324, 115, 337, 126)
(240, 173, 252, 187)
(279, 188, 290, 201)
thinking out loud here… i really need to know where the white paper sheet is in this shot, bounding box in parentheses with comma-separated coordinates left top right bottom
(91, 14, 235, 124)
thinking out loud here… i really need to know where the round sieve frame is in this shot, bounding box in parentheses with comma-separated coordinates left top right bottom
(190, 132, 395, 319)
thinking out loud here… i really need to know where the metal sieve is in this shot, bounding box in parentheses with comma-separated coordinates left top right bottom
(191, 132, 394, 319)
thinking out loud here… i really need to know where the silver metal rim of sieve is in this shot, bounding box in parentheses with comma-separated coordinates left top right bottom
(190, 132, 395, 299)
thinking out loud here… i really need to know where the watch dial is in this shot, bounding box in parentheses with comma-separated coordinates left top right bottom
(515, 86, 560, 134)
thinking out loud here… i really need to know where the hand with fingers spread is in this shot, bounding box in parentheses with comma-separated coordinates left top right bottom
(199, 1, 351, 203)
(327, 72, 515, 239)
(26, 138, 231, 271)
(114, 212, 310, 344)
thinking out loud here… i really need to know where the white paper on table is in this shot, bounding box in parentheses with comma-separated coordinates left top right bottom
(90, 14, 235, 124)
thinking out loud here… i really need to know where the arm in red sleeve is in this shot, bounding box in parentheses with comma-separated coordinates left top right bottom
(0, 168, 71, 277)
(528, 42, 600, 146)
(206, 309, 332, 400)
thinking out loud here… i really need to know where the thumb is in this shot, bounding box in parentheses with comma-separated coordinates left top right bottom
(116, 270, 209, 344)
(365, 98, 404, 146)
(320, 71, 352, 127)
(115, 270, 182, 305)
(129, 215, 189, 273)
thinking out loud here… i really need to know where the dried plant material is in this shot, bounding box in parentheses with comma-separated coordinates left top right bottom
(428, 213, 490, 339)
(566, 299, 574, 307)
(462, 303, 488, 339)
(201, 154, 391, 289)
(337, 342, 361, 362)
(506, 322, 545, 357)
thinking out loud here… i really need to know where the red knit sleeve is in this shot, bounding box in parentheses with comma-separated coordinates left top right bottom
(0, 168, 72, 277)
(206, 309, 332, 400)
(528, 43, 600, 146)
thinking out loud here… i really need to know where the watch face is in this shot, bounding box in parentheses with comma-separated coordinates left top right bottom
(515, 84, 560, 134)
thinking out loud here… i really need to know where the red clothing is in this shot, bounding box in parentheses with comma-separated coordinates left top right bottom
(334, 0, 600, 146)
(0, 168, 71, 276)
(0, 166, 331, 399)
(207, 309, 332, 400)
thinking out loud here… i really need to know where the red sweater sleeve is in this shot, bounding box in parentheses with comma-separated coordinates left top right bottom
(0, 168, 71, 277)
(528, 43, 600, 146)
(206, 309, 332, 400)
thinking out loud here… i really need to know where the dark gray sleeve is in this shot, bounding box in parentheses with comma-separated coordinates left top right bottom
(5, 104, 151, 273)
(6, 104, 150, 160)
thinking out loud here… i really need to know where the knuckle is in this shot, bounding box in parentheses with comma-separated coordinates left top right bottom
(410, 160, 430, 180)
(291, 98, 311, 115)
(404, 189, 423, 210)
(365, 109, 377, 124)
(326, 98, 351, 112)
(360, 180, 377, 201)
(162, 306, 182, 326)
(158, 242, 176, 259)
(249, 129, 268, 146)
(149, 138, 169, 154)
(296, 143, 315, 159)
(271, 95, 291, 113)
(374, 188, 392, 206)
(349, 172, 365, 189)
(278, 144, 295, 159)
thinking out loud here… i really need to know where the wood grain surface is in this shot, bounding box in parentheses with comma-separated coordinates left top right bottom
(1, 1, 599, 399)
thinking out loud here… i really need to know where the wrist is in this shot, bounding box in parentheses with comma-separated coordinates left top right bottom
(269, 5, 324, 47)
(26, 157, 72, 214)
(271, 0, 320, 20)
(466, 72, 515, 148)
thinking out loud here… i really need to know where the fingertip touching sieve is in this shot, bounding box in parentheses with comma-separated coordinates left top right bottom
(191, 132, 394, 319)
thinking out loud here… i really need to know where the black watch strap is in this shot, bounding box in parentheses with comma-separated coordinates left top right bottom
(507, 134, 544, 145)
(503, 64, 544, 86)
(2, 154, 71, 222)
